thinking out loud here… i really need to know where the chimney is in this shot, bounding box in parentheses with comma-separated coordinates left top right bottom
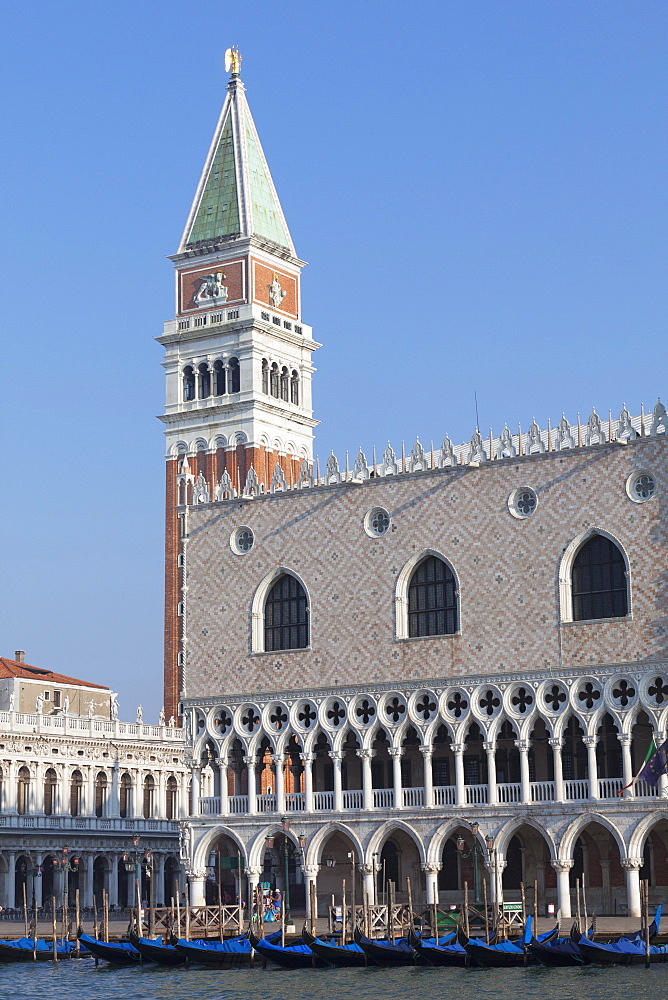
(15, 650, 25, 663)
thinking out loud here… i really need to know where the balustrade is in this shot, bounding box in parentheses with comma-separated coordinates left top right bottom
(530, 780, 555, 802)
(229, 795, 249, 814)
(373, 788, 394, 809)
(564, 779, 589, 800)
(285, 792, 305, 812)
(402, 787, 425, 808)
(497, 782, 522, 803)
(465, 783, 488, 805)
(598, 777, 623, 799)
(313, 791, 334, 811)
(433, 785, 457, 806)
(342, 789, 363, 810)
(256, 794, 277, 813)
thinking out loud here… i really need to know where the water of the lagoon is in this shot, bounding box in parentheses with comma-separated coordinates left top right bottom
(1, 961, 668, 1000)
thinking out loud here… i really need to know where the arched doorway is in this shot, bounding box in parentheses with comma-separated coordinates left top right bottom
(164, 856, 181, 906)
(501, 825, 554, 905)
(376, 829, 422, 903)
(569, 821, 624, 915)
(261, 830, 304, 916)
(205, 835, 244, 906)
(93, 856, 107, 906)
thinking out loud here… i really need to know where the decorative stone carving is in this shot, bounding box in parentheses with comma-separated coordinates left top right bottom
(387, 747, 404, 758)
(381, 442, 398, 476)
(268, 274, 287, 308)
(215, 470, 237, 500)
(352, 448, 369, 481)
(301, 864, 320, 878)
(243, 466, 261, 497)
(584, 408, 606, 446)
(620, 856, 644, 871)
(326, 452, 341, 484)
(420, 863, 442, 874)
(526, 419, 545, 454)
(271, 463, 287, 493)
(408, 437, 425, 472)
(469, 429, 486, 464)
(616, 405, 638, 441)
(555, 414, 575, 450)
(496, 426, 516, 459)
(355, 749, 376, 760)
(650, 398, 667, 436)
(440, 434, 456, 467)
(551, 859, 574, 873)
(297, 459, 314, 488)
(192, 472, 210, 504)
(194, 272, 227, 306)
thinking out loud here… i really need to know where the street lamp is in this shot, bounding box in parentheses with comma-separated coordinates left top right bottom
(122, 833, 152, 910)
(325, 854, 336, 869)
(52, 846, 79, 919)
(456, 826, 486, 904)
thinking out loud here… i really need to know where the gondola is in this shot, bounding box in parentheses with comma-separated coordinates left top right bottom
(129, 931, 185, 966)
(461, 915, 559, 968)
(302, 927, 368, 967)
(577, 935, 668, 966)
(248, 928, 326, 969)
(0, 936, 79, 962)
(77, 930, 141, 965)
(353, 927, 416, 966)
(174, 930, 280, 967)
(528, 923, 588, 967)
(408, 928, 467, 967)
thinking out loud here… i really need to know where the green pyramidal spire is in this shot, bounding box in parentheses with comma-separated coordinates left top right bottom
(180, 65, 294, 254)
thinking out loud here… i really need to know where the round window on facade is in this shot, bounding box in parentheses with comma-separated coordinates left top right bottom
(364, 506, 391, 537)
(231, 525, 254, 554)
(508, 486, 538, 520)
(626, 470, 657, 504)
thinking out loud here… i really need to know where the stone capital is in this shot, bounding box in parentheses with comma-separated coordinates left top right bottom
(548, 738, 565, 749)
(244, 867, 262, 878)
(582, 735, 598, 748)
(358, 863, 373, 876)
(420, 862, 442, 875)
(300, 753, 315, 764)
(214, 757, 228, 767)
(271, 754, 285, 765)
(243, 755, 255, 765)
(419, 744, 433, 756)
(450, 743, 465, 755)
(616, 734, 632, 747)
(328, 751, 343, 762)
(483, 741, 496, 753)
(356, 749, 376, 761)
(387, 747, 404, 758)
(186, 867, 208, 881)
(551, 859, 574, 873)
(514, 740, 531, 752)
(301, 864, 319, 879)
(620, 856, 644, 872)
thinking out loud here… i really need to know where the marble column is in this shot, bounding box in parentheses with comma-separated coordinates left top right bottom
(621, 857, 643, 918)
(5, 761, 17, 814)
(301, 864, 319, 920)
(108, 855, 119, 907)
(388, 747, 404, 809)
(451, 744, 465, 807)
(515, 740, 531, 804)
(484, 741, 497, 806)
(420, 745, 434, 807)
(360, 863, 375, 904)
(245, 866, 261, 914)
(244, 756, 257, 815)
(156, 771, 166, 819)
(421, 863, 442, 905)
(617, 734, 633, 798)
(187, 868, 207, 907)
(551, 859, 573, 918)
(549, 738, 565, 802)
(356, 749, 376, 810)
(217, 758, 229, 816)
(300, 753, 314, 812)
(6, 852, 16, 909)
(86, 766, 96, 816)
(583, 736, 599, 799)
(154, 854, 166, 906)
(82, 853, 94, 908)
(272, 754, 286, 814)
(110, 763, 120, 818)
(329, 752, 343, 812)
(190, 766, 202, 817)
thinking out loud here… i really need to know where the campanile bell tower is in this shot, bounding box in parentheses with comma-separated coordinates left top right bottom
(159, 50, 319, 720)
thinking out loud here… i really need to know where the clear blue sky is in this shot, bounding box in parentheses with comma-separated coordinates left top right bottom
(1, 1, 666, 721)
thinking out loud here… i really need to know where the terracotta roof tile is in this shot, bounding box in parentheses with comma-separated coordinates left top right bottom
(0, 657, 109, 691)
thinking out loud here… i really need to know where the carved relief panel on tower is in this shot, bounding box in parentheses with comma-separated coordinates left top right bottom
(179, 259, 247, 315)
(252, 260, 298, 318)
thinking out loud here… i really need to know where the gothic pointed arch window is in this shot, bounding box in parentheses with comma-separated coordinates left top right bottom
(228, 357, 240, 393)
(280, 366, 289, 401)
(183, 365, 195, 402)
(264, 574, 309, 652)
(407, 555, 458, 637)
(571, 533, 629, 621)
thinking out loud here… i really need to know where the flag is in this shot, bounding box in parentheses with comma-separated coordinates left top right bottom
(638, 738, 668, 787)
(617, 737, 658, 795)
